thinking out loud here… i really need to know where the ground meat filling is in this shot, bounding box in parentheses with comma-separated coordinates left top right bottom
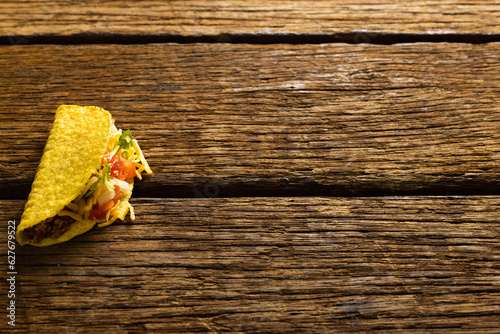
(23, 216, 75, 244)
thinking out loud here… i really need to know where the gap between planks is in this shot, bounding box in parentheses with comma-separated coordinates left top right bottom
(2, 32, 500, 46)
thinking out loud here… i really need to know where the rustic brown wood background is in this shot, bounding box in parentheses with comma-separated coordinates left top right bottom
(1, 1, 500, 333)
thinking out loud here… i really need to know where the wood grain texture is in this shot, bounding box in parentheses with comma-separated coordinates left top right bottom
(1, 196, 500, 332)
(0, 0, 499, 38)
(1, 43, 500, 198)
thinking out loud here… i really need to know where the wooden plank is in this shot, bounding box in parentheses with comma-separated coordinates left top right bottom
(1, 43, 500, 197)
(0, 1, 499, 38)
(2, 196, 500, 332)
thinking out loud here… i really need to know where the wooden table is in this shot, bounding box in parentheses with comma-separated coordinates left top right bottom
(1, 1, 500, 332)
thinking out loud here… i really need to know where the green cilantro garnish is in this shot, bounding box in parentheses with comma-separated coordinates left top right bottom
(117, 130, 133, 150)
(103, 163, 114, 191)
(84, 177, 102, 199)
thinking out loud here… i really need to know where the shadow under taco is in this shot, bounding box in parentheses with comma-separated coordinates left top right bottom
(16, 105, 152, 246)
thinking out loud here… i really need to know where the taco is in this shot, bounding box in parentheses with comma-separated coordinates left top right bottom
(16, 105, 152, 246)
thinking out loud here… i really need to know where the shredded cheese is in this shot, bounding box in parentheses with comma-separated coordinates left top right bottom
(98, 216, 118, 228)
(135, 168, 142, 180)
(133, 139, 153, 174)
(128, 203, 135, 220)
(77, 197, 86, 216)
(57, 210, 83, 222)
(65, 202, 79, 212)
(106, 145, 120, 160)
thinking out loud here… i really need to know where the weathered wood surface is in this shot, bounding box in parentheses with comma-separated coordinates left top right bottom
(2, 2, 500, 332)
(1, 43, 500, 198)
(1, 1, 500, 38)
(2, 197, 500, 332)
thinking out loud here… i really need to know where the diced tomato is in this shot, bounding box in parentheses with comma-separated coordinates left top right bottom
(102, 150, 111, 164)
(109, 154, 122, 177)
(113, 184, 121, 202)
(121, 160, 136, 179)
(108, 154, 136, 180)
(90, 203, 105, 220)
(101, 200, 114, 213)
(90, 200, 114, 220)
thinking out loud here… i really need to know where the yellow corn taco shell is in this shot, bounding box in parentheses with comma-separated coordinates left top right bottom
(16, 105, 141, 246)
